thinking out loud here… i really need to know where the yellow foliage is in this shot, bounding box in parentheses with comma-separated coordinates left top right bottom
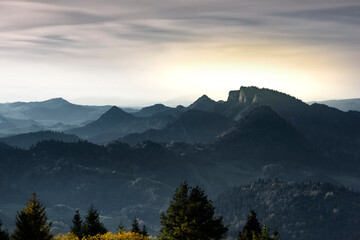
(54, 232, 79, 240)
(55, 232, 150, 240)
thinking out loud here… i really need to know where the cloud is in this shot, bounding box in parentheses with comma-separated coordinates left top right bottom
(276, 5, 360, 25)
(1, 0, 359, 54)
(0, 0, 359, 105)
(0, 1, 111, 31)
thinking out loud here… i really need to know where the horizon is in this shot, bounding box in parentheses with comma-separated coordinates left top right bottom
(0, 86, 359, 108)
(0, 0, 359, 106)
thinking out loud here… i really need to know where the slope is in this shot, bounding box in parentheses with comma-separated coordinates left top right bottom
(121, 110, 234, 145)
(215, 87, 360, 174)
(309, 98, 360, 112)
(67, 106, 175, 143)
(0, 98, 111, 127)
(0, 131, 81, 149)
(214, 180, 360, 240)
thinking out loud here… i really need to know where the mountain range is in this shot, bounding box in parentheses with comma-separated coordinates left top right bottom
(0, 98, 111, 135)
(121, 110, 234, 145)
(309, 98, 360, 112)
(0, 86, 359, 239)
(67, 106, 183, 143)
(0, 131, 80, 149)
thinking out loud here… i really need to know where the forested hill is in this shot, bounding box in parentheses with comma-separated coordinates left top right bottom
(214, 180, 360, 240)
(0, 130, 80, 149)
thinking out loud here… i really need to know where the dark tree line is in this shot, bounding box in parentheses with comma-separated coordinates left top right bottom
(238, 210, 279, 240)
(1, 183, 280, 240)
(70, 205, 107, 238)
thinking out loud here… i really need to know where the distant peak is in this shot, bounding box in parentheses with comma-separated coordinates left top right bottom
(100, 106, 134, 120)
(106, 106, 130, 115)
(41, 98, 71, 106)
(46, 97, 69, 103)
(188, 94, 216, 111)
(109, 106, 122, 111)
(141, 103, 168, 111)
(192, 95, 214, 105)
(152, 103, 166, 107)
(198, 94, 212, 101)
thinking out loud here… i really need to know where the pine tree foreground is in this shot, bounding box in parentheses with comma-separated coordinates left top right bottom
(130, 218, 148, 237)
(12, 192, 53, 240)
(160, 182, 228, 240)
(70, 209, 83, 239)
(238, 211, 280, 240)
(82, 205, 107, 237)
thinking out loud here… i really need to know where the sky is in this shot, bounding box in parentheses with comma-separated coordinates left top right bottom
(0, 0, 359, 107)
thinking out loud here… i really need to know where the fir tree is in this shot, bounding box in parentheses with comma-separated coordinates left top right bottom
(140, 225, 148, 237)
(82, 205, 107, 237)
(130, 218, 141, 234)
(0, 220, 10, 240)
(238, 210, 262, 240)
(12, 193, 53, 240)
(70, 209, 83, 239)
(238, 211, 280, 240)
(117, 220, 126, 233)
(160, 182, 228, 240)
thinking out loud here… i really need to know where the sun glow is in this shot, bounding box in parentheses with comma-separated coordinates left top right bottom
(156, 54, 332, 102)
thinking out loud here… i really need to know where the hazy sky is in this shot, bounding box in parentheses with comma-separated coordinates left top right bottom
(0, 0, 359, 107)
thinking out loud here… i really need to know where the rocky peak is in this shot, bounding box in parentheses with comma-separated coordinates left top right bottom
(226, 86, 262, 105)
(239, 86, 260, 104)
(227, 90, 240, 103)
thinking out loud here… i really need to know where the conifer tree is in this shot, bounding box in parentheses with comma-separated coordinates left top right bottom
(82, 205, 107, 237)
(117, 220, 126, 233)
(0, 220, 10, 240)
(70, 209, 83, 239)
(12, 193, 53, 240)
(238, 211, 280, 240)
(140, 225, 148, 237)
(238, 210, 262, 240)
(160, 182, 228, 240)
(130, 218, 141, 234)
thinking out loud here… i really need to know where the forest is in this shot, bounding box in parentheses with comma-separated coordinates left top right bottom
(0, 182, 281, 240)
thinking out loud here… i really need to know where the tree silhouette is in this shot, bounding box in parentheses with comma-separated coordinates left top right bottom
(0, 219, 10, 240)
(70, 209, 83, 239)
(82, 205, 107, 236)
(130, 218, 141, 234)
(160, 182, 228, 240)
(117, 220, 126, 233)
(238, 211, 280, 240)
(12, 193, 53, 240)
(238, 210, 262, 240)
(140, 225, 148, 237)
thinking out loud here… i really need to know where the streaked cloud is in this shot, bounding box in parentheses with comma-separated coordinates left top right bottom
(0, 0, 359, 106)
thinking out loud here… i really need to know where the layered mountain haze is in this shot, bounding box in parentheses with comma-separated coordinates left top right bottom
(67, 106, 178, 143)
(309, 98, 360, 112)
(1, 0, 359, 238)
(0, 86, 359, 239)
(0, 131, 80, 149)
(0, 115, 43, 137)
(121, 110, 234, 145)
(212, 106, 318, 168)
(0, 98, 111, 134)
(132, 104, 184, 118)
